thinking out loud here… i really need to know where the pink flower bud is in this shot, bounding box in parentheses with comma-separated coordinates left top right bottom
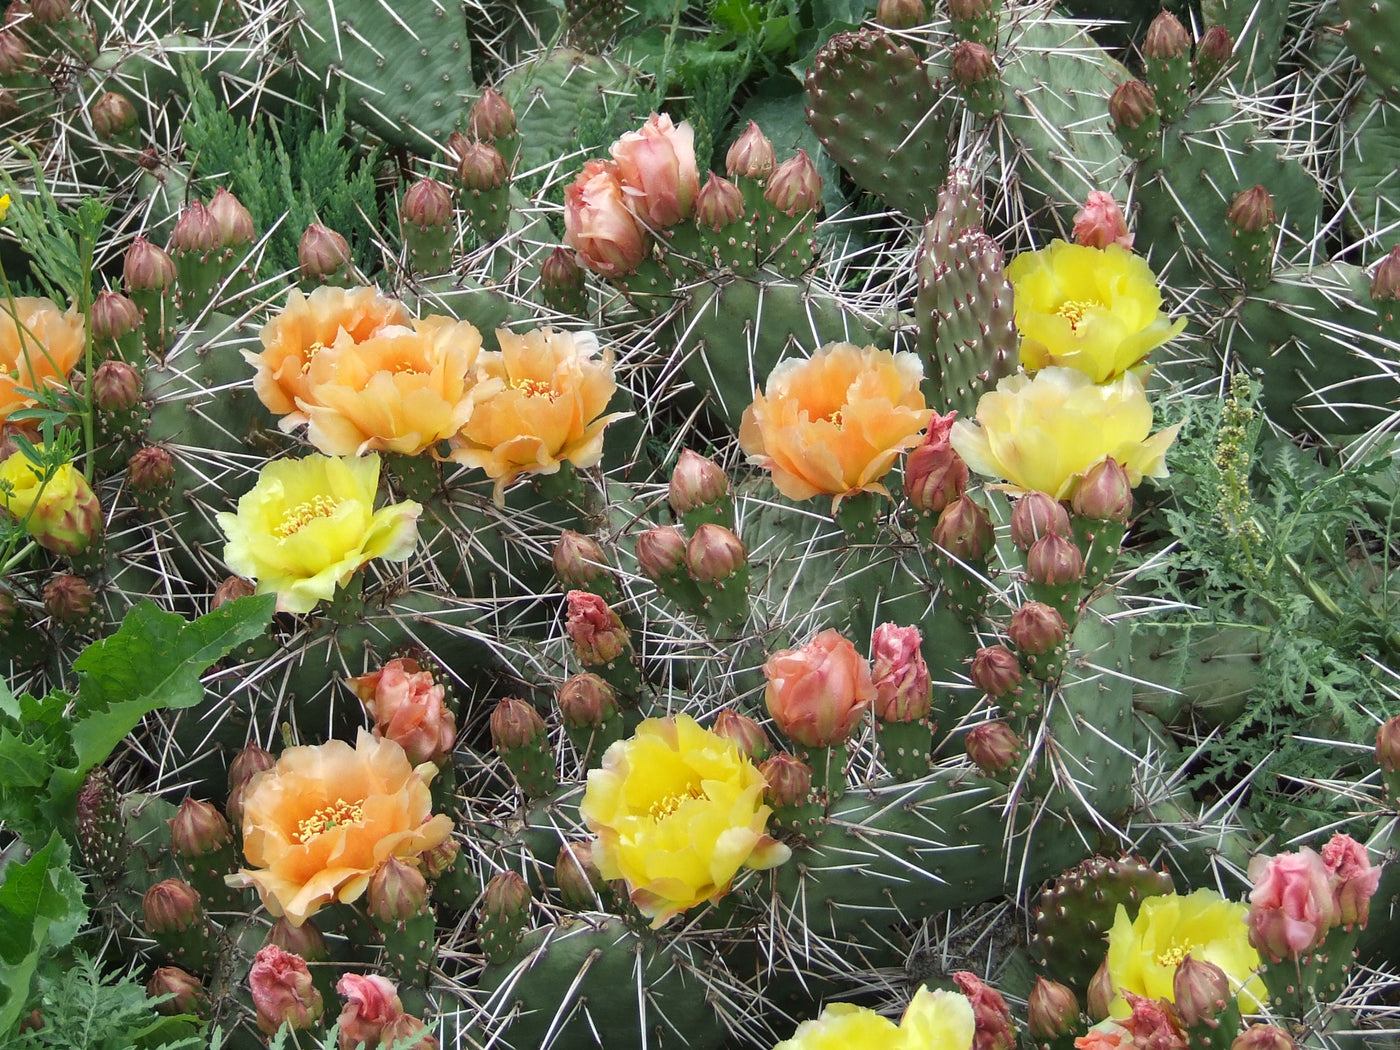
(969, 645, 1022, 697)
(168, 797, 232, 857)
(206, 187, 255, 248)
(541, 246, 585, 295)
(0, 31, 31, 78)
(298, 223, 352, 281)
(669, 449, 729, 514)
(1010, 491, 1070, 550)
(249, 944, 323, 1035)
(402, 176, 454, 229)
(712, 709, 770, 762)
(1194, 26, 1233, 83)
(91, 91, 137, 139)
(564, 160, 651, 276)
(127, 445, 175, 497)
(29, 0, 71, 24)
(1008, 601, 1068, 655)
(226, 743, 275, 825)
(557, 672, 618, 728)
(1321, 833, 1380, 929)
(556, 839, 607, 908)
(489, 696, 547, 752)
(1109, 80, 1158, 131)
(610, 113, 700, 228)
(875, 0, 925, 29)
(636, 525, 687, 580)
(763, 629, 875, 748)
(1377, 716, 1400, 772)
(1142, 10, 1190, 60)
(1028, 977, 1079, 1039)
(1226, 186, 1276, 234)
(685, 523, 746, 583)
(870, 622, 931, 723)
(726, 121, 776, 181)
(1247, 847, 1338, 960)
(950, 41, 998, 86)
(336, 973, 404, 1050)
(965, 721, 1022, 775)
(469, 87, 516, 140)
(457, 140, 508, 192)
(380, 1013, 439, 1050)
(91, 290, 142, 341)
(934, 495, 995, 562)
(93, 359, 142, 412)
(1231, 1026, 1297, 1050)
(1371, 246, 1400, 302)
(565, 590, 631, 665)
(368, 855, 429, 923)
(268, 916, 329, 962)
(763, 150, 823, 217)
(1072, 458, 1134, 523)
(553, 531, 610, 587)
(43, 574, 95, 622)
(953, 972, 1015, 1050)
(1026, 533, 1085, 587)
(1087, 960, 1115, 1021)
(348, 657, 456, 767)
(1120, 992, 1186, 1050)
(123, 236, 176, 292)
(759, 751, 813, 807)
(483, 870, 532, 921)
(1073, 191, 1134, 250)
(143, 879, 203, 935)
(147, 966, 208, 1018)
(695, 173, 745, 231)
(903, 410, 968, 515)
(1172, 956, 1229, 1027)
(170, 201, 220, 256)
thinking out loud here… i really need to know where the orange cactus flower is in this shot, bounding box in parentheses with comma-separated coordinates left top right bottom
(0, 297, 85, 423)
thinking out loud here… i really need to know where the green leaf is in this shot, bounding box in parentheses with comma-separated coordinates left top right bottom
(712, 0, 763, 35)
(0, 834, 87, 1036)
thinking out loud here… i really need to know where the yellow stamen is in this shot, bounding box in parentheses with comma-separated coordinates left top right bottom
(274, 494, 339, 538)
(648, 787, 702, 821)
(512, 378, 557, 400)
(1156, 944, 1189, 968)
(1056, 299, 1102, 331)
(298, 340, 327, 376)
(294, 798, 365, 843)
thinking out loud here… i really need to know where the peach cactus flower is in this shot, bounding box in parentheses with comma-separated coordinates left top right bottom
(739, 342, 933, 512)
(298, 315, 499, 457)
(0, 297, 85, 423)
(1073, 191, 1134, 250)
(226, 730, 452, 927)
(610, 112, 701, 229)
(763, 629, 876, 748)
(335, 973, 404, 1050)
(563, 159, 651, 276)
(1248, 847, 1338, 959)
(447, 328, 629, 504)
(347, 658, 457, 767)
(247, 286, 412, 430)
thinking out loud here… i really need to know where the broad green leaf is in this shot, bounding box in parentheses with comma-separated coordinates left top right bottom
(0, 834, 86, 1035)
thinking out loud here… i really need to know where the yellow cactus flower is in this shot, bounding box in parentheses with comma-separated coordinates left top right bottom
(949, 367, 1180, 499)
(0, 194, 11, 221)
(216, 453, 421, 615)
(1006, 240, 1186, 383)
(896, 988, 977, 1050)
(772, 988, 975, 1050)
(1104, 889, 1265, 1019)
(580, 713, 791, 929)
(0, 447, 102, 555)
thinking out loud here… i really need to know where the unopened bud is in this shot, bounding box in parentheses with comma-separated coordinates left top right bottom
(695, 172, 745, 231)
(540, 247, 584, 295)
(555, 840, 606, 908)
(1226, 185, 1276, 234)
(420, 837, 460, 881)
(552, 530, 609, 587)
(636, 525, 687, 581)
(147, 966, 208, 1017)
(368, 855, 429, 923)
(297, 223, 352, 282)
(402, 177, 454, 229)
(483, 870, 532, 920)
(763, 150, 823, 217)
(143, 878, 203, 934)
(457, 140, 507, 192)
(933, 495, 994, 562)
(91, 91, 137, 139)
(565, 590, 630, 665)
(168, 797, 232, 857)
(1027, 977, 1079, 1040)
(686, 523, 746, 583)
(952, 972, 1015, 1050)
(1071, 458, 1134, 522)
(726, 121, 776, 181)
(170, 201, 220, 256)
(1370, 246, 1400, 302)
(93, 359, 142, 412)
(759, 751, 812, 807)
(248, 944, 323, 1035)
(1173, 956, 1230, 1027)
(211, 575, 255, 610)
(1231, 1026, 1297, 1050)
(489, 696, 547, 752)
(713, 709, 770, 762)
(91, 290, 142, 341)
(876, 0, 925, 29)
(1377, 716, 1400, 772)
(43, 574, 95, 623)
(267, 916, 328, 962)
(469, 87, 516, 141)
(969, 645, 1022, 697)
(206, 187, 255, 248)
(123, 236, 176, 292)
(1142, 9, 1190, 60)
(1087, 960, 1114, 1021)
(0, 31, 30, 78)
(870, 622, 932, 723)
(380, 1014, 437, 1050)
(226, 743, 275, 825)
(29, 0, 71, 24)
(1007, 601, 1068, 655)
(950, 40, 998, 85)
(1026, 532, 1084, 587)
(1010, 491, 1070, 550)
(1109, 79, 1158, 131)
(903, 411, 967, 515)
(127, 445, 176, 496)
(1194, 25, 1233, 83)
(669, 449, 729, 514)
(557, 672, 618, 728)
(965, 721, 1022, 775)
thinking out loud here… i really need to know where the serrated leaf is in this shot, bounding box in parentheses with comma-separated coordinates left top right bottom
(0, 834, 86, 1035)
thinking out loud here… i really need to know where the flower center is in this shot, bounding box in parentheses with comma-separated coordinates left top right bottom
(1056, 298, 1103, 330)
(298, 340, 327, 376)
(1155, 943, 1189, 968)
(512, 378, 558, 400)
(821, 408, 845, 431)
(649, 786, 703, 821)
(295, 798, 364, 843)
(275, 494, 339, 537)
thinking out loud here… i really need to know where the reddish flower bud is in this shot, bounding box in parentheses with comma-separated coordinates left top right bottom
(563, 160, 650, 277)
(1377, 716, 1400, 772)
(1026, 532, 1085, 587)
(1027, 977, 1079, 1039)
(211, 575, 255, 610)
(763, 629, 875, 748)
(1226, 185, 1276, 234)
(695, 173, 745, 231)
(1231, 1026, 1297, 1050)
(953, 972, 1015, 1050)
(143, 878, 203, 935)
(380, 1013, 439, 1050)
(248, 943, 323, 1035)
(336, 973, 404, 1050)
(483, 870, 532, 921)
(1370, 246, 1400, 302)
(1010, 491, 1070, 550)
(870, 622, 932, 723)
(1194, 25, 1233, 83)
(489, 696, 547, 752)
(91, 91, 137, 139)
(368, 855, 429, 923)
(713, 709, 770, 762)
(1072, 458, 1134, 522)
(168, 797, 232, 857)
(553, 530, 609, 587)
(876, 0, 925, 29)
(726, 121, 776, 181)
(1109, 79, 1158, 131)
(420, 837, 460, 881)
(1008, 601, 1068, 655)
(91, 290, 142, 341)
(1073, 190, 1134, 251)
(206, 187, 255, 248)
(763, 150, 823, 217)
(555, 839, 607, 908)
(93, 359, 142, 412)
(541, 246, 585, 295)
(127, 445, 176, 497)
(904, 411, 968, 515)
(933, 495, 995, 562)
(947, 0, 995, 19)
(636, 525, 687, 581)
(469, 87, 516, 141)
(1121, 992, 1187, 1050)
(685, 523, 746, 583)
(268, 916, 329, 962)
(402, 176, 454, 229)
(950, 40, 998, 85)
(147, 966, 208, 1018)
(565, 590, 630, 665)
(457, 140, 508, 192)
(1087, 959, 1115, 1021)
(43, 574, 95, 623)
(965, 721, 1022, 775)
(1321, 833, 1381, 929)
(123, 236, 176, 292)
(298, 223, 352, 281)
(1142, 9, 1190, 60)
(759, 751, 813, 807)
(170, 201, 221, 256)
(1172, 956, 1229, 1028)
(0, 31, 31, 78)
(226, 743, 275, 825)
(557, 672, 618, 728)
(29, 0, 71, 24)
(669, 449, 730, 515)
(1247, 847, 1337, 960)
(969, 645, 1022, 697)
